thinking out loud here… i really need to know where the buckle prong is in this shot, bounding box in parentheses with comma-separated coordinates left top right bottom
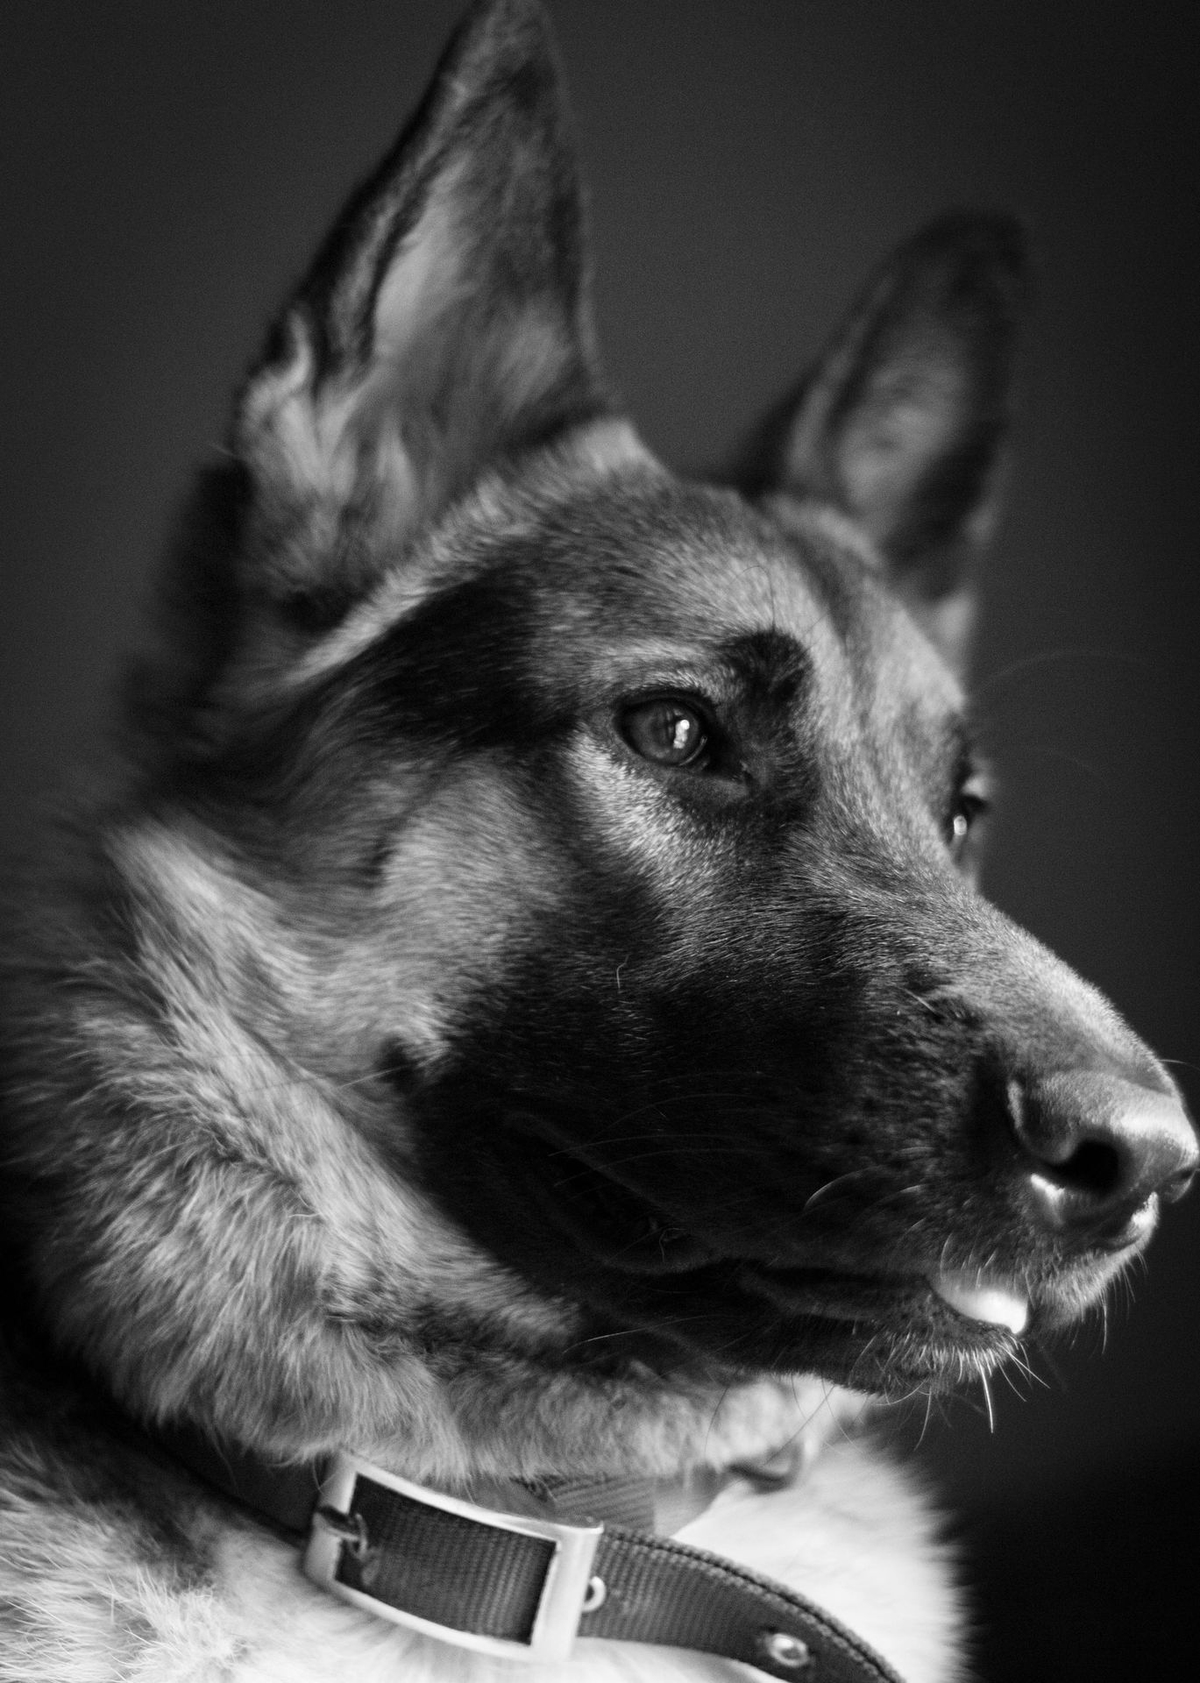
(313, 1502, 370, 1561)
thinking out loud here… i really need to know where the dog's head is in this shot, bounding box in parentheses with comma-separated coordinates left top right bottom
(5, 0, 1193, 1462)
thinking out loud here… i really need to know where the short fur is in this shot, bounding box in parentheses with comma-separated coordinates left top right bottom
(1, 4, 1194, 1681)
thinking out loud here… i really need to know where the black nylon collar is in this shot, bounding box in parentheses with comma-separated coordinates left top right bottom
(154, 1422, 908, 1683)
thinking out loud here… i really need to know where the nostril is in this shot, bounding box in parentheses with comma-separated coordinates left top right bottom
(1048, 1137, 1124, 1199)
(1006, 1069, 1198, 1238)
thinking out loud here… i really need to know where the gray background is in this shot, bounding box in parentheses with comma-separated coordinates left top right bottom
(2, 4, 1196, 1675)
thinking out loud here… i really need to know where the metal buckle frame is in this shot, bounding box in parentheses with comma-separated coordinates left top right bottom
(302, 1452, 603, 1662)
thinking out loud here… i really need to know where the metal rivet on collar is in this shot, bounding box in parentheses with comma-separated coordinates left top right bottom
(761, 1629, 813, 1669)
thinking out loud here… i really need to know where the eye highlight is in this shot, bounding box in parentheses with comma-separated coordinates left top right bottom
(945, 777, 990, 861)
(619, 697, 711, 769)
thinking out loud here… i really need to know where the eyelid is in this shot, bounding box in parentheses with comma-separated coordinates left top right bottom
(952, 734, 992, 794)
(616, 677, 719, 709)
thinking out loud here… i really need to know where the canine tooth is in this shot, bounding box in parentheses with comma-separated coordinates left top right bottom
(934, 1272, 1029, 1335)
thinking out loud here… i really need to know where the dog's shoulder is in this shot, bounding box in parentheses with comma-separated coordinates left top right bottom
(0, 1356, 227, 1681)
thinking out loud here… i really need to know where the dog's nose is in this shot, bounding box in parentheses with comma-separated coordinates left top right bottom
(1011, 1071, 1197, 1246)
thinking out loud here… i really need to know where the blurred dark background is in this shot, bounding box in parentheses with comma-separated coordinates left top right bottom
(1, 4, 1196, 1677)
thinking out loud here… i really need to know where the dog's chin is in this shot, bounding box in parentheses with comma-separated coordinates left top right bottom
(572, 1256, 1026, 1396)
(737, 1265, 1024, 1393)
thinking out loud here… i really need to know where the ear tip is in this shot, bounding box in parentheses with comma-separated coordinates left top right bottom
(462, 0, 552, 26)
(437, 0, 569, 138)
(911, 208, 1027, 261)
(909, 209, 1031, 283)
(454, 0, 559, 64)
(897, 210, 1033, 328)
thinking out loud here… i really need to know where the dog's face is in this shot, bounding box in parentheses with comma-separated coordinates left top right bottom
(190, 441, 1188, 1399)
(5, 0, 1194, 1461)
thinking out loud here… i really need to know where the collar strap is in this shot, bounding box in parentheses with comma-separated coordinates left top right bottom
(158, 1429, 905, 1682)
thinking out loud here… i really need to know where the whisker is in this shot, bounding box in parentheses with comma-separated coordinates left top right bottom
(975, 646, 1149, 699)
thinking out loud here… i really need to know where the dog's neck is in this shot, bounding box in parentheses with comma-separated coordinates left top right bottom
(151, 1412, 821, 1544)
(132, 1412, 909, 1683)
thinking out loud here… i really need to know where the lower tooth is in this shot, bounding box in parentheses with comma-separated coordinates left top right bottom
(934, 1272, 1029, 1335)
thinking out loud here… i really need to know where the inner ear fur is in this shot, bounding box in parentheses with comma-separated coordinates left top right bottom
(232, 0, 605, 623)
(736, 213, 1029, 668)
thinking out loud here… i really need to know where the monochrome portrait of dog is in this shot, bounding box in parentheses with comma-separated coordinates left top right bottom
(1, 5, 1196, 1682)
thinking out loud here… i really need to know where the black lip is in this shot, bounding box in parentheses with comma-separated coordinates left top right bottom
(512, 1130, 1024, 1368)
(741, 1261, 934, 1326)
(741, 1260, 1024, 1353)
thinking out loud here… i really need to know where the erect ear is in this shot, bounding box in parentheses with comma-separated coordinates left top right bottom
(233, 0, 604, 627)
(736, 214, 1028, 669)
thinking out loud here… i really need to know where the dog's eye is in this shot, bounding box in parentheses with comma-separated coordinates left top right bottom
(946, 781, 989, 859)
(620, 698, 710, 768)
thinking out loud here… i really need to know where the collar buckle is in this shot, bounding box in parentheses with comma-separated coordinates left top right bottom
(303, 1451, 603, 1662)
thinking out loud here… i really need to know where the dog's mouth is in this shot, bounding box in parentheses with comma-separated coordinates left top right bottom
(497, 1124, 1037, 1387)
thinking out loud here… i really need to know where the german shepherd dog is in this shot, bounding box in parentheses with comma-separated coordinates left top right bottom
(1, 3, 1194, 1681)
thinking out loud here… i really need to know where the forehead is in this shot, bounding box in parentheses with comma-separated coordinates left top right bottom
(527, 478, 834, 645)
(508, 476, 962, 724)
(299, 466, 963, 737)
